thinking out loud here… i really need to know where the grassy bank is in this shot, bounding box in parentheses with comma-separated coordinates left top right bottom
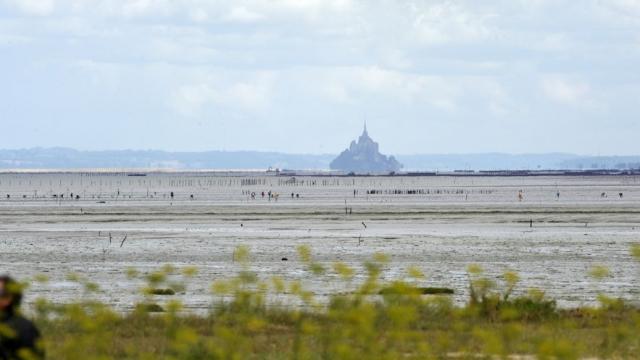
(25, 245, 640, 359)
(37, 303, 640, 359)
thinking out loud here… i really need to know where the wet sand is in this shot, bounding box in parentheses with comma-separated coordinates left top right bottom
(1, 172, 639, 311)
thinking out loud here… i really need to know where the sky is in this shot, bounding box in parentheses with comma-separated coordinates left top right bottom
(1, 0, 639, 155)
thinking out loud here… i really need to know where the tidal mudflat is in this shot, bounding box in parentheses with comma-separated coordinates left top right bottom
(1, 172, 639, 311)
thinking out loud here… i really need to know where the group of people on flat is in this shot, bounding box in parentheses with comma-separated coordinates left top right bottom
(243, 191, 301, 201)
(518, 190, 626, 202)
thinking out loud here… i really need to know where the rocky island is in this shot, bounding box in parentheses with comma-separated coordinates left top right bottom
(330, 124, 402, 173)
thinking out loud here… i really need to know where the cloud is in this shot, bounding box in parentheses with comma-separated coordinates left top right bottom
(0, 33, 32, 46)
(287, 65, 510, 116)
(541, 77, 591, 106)
(603, 0, 640, 17)
(3, 0, 55, 15)
(1, 0, 640, 153)
(410, 2, 497, 45)
(224, 6, 264, 23)
(120, 0, 165, 18)
(173, 71, 276, 115)
(275, 0, 353, 12)
(302, 66, 460, 109)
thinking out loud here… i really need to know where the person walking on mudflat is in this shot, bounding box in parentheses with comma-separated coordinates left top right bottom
(0, 275, 43, 360)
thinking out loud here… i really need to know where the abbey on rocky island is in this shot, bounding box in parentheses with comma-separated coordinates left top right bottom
(330, 124, 402, 173)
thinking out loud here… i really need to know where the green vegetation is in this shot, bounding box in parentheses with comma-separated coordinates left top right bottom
(19, 244, 640, 359)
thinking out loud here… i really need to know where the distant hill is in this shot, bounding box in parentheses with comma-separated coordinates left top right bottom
(0, 148, 639, 171)
(0, 148, 333, 170)
(399, 154, 640, 171)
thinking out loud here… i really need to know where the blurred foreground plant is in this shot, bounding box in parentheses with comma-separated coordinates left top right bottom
(21, 245, 640, 359)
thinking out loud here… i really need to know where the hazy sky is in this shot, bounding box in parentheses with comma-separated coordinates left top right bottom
(1, 0, 639, 155)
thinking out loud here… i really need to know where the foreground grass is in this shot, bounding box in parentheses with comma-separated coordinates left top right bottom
(26, 245, 640, 359)
(36, 306, 640, 359)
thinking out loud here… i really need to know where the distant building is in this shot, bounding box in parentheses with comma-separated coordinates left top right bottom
(330, 123, 402, 173)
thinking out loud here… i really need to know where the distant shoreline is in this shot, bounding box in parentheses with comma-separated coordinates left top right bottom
(3, 148, 640, 172)
(1, 169, 639, 177)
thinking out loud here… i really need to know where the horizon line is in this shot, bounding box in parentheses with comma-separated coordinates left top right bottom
(2, 147, 640, 158)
